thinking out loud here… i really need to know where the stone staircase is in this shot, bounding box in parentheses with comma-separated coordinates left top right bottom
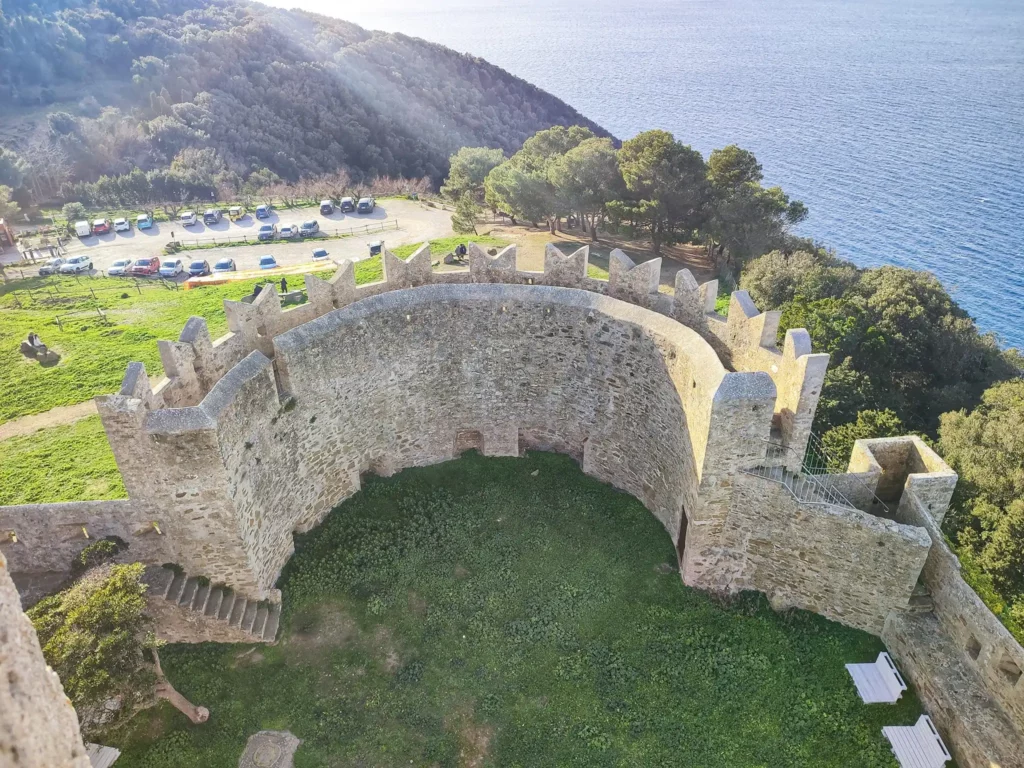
(907, 581, 934, 614)
(144, 566, 281, 643)
(741, 463, 857, 510)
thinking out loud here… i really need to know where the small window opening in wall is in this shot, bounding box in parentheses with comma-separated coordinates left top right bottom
(998, 653, 1022, 687)
(966, 635, 982, 661)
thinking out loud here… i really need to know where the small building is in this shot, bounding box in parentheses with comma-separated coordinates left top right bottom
(0, 218, 14, 252)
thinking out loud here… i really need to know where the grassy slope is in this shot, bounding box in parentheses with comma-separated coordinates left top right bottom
(0, 415, 126, 504)
(110, 452, 922, 767)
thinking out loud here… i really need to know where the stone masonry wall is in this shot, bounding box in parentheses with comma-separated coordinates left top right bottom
(254, 283, 769, 594)
(699, 472, 931, 634)
(0, 552, 90, 768)
(0, 499, 173, 606)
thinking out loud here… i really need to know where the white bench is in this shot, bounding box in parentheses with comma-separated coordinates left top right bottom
(883, 716, 952, 768)
(85, 742, 121, 768)
(846, 652, 907, 703)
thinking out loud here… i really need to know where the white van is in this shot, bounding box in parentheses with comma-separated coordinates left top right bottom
(74, 220, 92, 238)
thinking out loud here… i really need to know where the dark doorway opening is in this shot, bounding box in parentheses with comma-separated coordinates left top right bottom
(676, 509, 688, 566)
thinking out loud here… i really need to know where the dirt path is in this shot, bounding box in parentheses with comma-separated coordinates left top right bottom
(0, 400, 98, 441)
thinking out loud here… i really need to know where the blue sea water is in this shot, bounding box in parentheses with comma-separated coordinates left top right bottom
(276, 0, 1024, 347)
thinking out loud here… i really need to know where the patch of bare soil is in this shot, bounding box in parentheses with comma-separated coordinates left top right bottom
(457, 718, 493, 768)
(374, 626, 401, 674)
(284, 601, 357, 663)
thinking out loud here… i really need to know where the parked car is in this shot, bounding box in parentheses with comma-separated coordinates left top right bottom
(299, 220, 319, 237)
(180, 211, 198, 227)
(60, 255, 93, 274)
(203, 208, 222, 225)
(73, 220, 92, 238)
(38, 257, 66, 276)
(339, 197, 355, 213)
(213, 258, 237, 273)
(229, 206, 245, 220)
(319, 199, 334, 215)
(108, 259, 134, 276)
(129, 256, 161, 276)
(368, 240, 383, 257)
(136, 213, 153, 230)
(159, 258, 184, 277)
(259, 255, 278, 270)
(312, 248, 330, 260)
(357, 197, 375, 214)
(113, 217, 131, 233)
(92, 218, 112, 235)
(188, 259, 211, 277)
(279, 224, 299, 239)
(257, 224, 277, 241)
(255, 204, 271, 219)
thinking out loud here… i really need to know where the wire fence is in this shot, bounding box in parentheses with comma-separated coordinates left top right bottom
(2, 272, 178, 308)
(173, 219, 398, 250)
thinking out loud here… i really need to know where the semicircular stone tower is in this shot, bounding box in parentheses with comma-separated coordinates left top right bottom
(2, 244, 1022, 768)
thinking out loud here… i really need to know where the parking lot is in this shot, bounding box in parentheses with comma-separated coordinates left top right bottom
(56, 199, 454, 277)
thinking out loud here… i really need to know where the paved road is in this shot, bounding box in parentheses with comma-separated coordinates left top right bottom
(57, 199, 453, 276)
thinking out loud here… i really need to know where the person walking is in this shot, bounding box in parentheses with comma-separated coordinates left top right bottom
(280, 276, 288, 293)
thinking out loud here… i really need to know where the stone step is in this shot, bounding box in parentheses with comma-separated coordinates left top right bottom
(178, 577, 199, 607)
(908, 594, 934, 614)
(241, 601, 258, 633)
(218, 592, 236, 622)
(192, 583, 211, 613)
(204, 588, 224, 618)
(263, 604, 282, 642)
(166, 572, 187, 603)
(143, 566, 176, 599)
(230, 598, 248, 628)
(252, 605, 269, 637)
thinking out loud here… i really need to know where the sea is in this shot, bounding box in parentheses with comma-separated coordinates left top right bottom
(271, 0, 1024, 348)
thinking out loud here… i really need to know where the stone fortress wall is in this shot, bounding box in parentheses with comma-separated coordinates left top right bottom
(0, 243, 1021, 767)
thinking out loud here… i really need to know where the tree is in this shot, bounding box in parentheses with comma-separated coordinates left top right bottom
(0, 146, 27, 189)
(62, 201, 87, 225)
(451, 193, 478, 234)
(743, 248, 1020, 434)
(939, 380, 1024, 594)
(28, 563, 209, 733)
(547, 137, 623, 241)
(615, 130, 708, 255)
(820, 409, 906, 465)
(706, 145, 807, 273)
(441, 147, 504, 203)
(484, 162, 551, 227)
(0, 185, 21, 219)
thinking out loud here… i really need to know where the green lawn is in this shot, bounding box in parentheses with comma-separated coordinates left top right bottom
(0, 416, 126, 505)
(110, 452, 922, 768)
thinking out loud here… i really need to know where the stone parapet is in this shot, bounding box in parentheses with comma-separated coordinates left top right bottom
(0, 551, 90, 768)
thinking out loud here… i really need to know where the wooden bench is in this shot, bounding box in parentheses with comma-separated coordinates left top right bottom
(846, 651, 907, 703)
(883, 716, 952, 768)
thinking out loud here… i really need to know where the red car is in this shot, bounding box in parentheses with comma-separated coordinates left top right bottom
(129, 256, 160, 276)
(91, 218, 112, 235)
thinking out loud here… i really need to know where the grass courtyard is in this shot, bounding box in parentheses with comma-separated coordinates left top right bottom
(111, 452, 922, 768)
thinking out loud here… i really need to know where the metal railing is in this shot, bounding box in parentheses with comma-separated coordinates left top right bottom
(742, 434, 891, 515)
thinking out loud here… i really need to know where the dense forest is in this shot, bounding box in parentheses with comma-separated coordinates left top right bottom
(0, 0, 609, 202)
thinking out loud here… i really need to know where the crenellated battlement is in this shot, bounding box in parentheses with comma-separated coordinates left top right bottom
(117, 242, 828, 462)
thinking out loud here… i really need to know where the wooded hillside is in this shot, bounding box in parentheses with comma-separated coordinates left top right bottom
(0, 0, 609, 195)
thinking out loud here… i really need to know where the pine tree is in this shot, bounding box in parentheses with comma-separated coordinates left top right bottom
(451, 193, 478, 235)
